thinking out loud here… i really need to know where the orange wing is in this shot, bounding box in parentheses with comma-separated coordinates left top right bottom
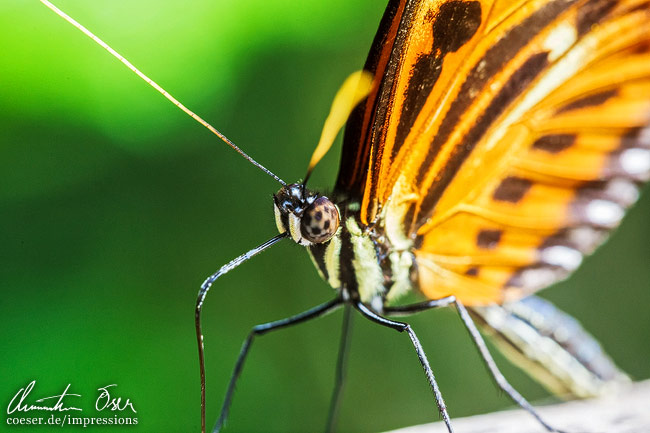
(336, 0, 650, 305)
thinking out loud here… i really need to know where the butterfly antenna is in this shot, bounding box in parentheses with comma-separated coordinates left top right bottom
(40, 0, 285, 186)
(303, 70, 374, 186)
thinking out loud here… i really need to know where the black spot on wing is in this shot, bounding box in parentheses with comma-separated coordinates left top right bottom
(477, 229, 502, 249)
(556, 89, 618, 113)
(465, 267, 479, 276)
(433, 1, 483, 53)
(576, 0, 617, 36)
(532, 134, 577, 153)
(395, 1, 482, 154)
(396, 55, 445, 152)
(493, 177, 533, 203)
(621, 126, 650, 149)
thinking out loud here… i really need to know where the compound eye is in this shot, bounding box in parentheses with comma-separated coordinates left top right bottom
(300, 196, 339, 244)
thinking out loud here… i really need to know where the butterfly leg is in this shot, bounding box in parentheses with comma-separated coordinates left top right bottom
(325, 304, 353, 433)
(213, 296, 344, 433)
(354, 301, 455, 433)
(384, 297, 456, 316)
(387, 297, 563, 433)
(452, 299, 564, 433)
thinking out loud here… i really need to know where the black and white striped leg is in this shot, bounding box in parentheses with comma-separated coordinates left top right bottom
(213, 297, 344, 433)
(354, 301, 455, 433)
(388, 296, 563, 433)
(384, 296, 456, 316)
(325, 304, 353, 433)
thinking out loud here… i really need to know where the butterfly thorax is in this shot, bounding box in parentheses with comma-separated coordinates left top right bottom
(307, 194, 417, 311)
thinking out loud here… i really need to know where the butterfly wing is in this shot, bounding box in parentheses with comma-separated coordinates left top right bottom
(470, 296, 630, 398)
(336, 0, 488, 220)
(336, 0, 650, 305)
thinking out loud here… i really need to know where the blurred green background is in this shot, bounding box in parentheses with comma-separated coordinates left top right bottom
(1, 1, 649, 432)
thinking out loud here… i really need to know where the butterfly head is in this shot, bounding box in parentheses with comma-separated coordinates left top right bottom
(273, 183, 340, 247)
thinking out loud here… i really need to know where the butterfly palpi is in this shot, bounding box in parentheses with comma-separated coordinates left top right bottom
(41, 0, 649, 432)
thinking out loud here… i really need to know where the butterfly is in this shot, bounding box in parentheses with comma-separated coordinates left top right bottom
(40, 0, 649, 432)
(195, 0, 649, 431)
